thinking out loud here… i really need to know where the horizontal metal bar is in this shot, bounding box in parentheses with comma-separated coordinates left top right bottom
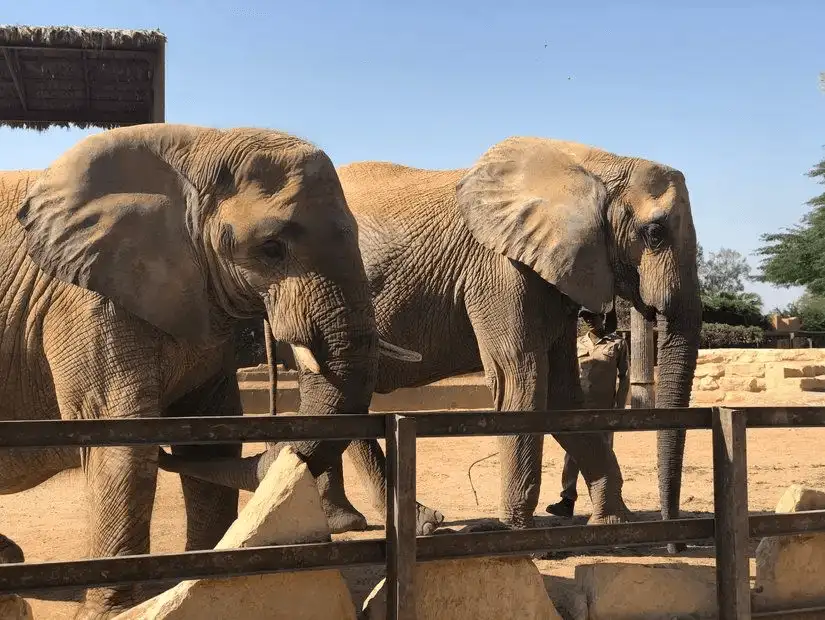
(0, 539, 387, 594)
(5, 511, 824, 594)
(0, 518, 714, 593)
(745, 407, 825, 428)
(416, 517, 716, 560)
(1, 406, 824, 450)
(749, 510, 825, 537)
(753, 607, 825, 619)
(412, 408, 714, 436)
(0, 415, 387, 448)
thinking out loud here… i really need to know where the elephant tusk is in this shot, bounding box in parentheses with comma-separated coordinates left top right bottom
(379, 339, 422, 362)
(290, 344, 322, 374)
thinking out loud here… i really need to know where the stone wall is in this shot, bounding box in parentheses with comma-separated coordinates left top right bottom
(237, 348, 825, 414)
(691, 348, 825, 407)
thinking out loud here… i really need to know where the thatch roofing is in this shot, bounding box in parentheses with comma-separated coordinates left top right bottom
(0, 25, 166, 130)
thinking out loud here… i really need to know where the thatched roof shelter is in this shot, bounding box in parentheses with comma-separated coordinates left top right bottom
(0, 25, 165, 130)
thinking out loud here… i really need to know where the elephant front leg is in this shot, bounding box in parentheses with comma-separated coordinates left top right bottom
(315, 458, 369, 534)
(166, 370, 242, 551)
(478, 350, 548, 529)
(75, 445, 159, 620)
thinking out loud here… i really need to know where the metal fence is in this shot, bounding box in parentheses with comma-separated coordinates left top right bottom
(1, 407, 825, 619)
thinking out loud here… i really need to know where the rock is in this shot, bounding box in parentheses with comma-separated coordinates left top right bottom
(719, 377, 761, 392)
(361, 556, 562, 620)
(693, 363, 726, 379)
(695, 376, 719, 391)
(575, 562, 716, 619)
(543, 577, 588, 620)
(0, 596, 33, 620)
(114, 445, 356, 620)
(727, 363, 765, 378)
(755, 484, 825, 609)
(690, 390, 723, 405)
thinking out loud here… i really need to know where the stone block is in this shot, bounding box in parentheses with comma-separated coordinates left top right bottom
(719, 376, 761, 392)
(361, 556, 562, 620)
(0, 596, 33, 620)
(755, 484, 825, 609)
(775, 484, 825, 513)
(727, 363, 765, 378)
(693, 363, 726, 379)
(695, 376, 719, 391)
(690, 390, 723, 405)
(114, 445, 356, 620)
(575, 562, 716, 619)
(722, 391, 769, 406)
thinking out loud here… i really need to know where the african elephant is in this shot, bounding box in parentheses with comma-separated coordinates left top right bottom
(162, 136, 701, 548)
(0, 124, 420, 619)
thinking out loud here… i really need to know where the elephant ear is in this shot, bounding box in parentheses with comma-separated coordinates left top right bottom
(455, 137, 614, 314)
(17, 131, 213, 344)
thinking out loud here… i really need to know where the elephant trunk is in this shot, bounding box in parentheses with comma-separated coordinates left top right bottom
(158, 443, 284, 491)
(655, 289, 702, 552)
(160, 272, 379, 489)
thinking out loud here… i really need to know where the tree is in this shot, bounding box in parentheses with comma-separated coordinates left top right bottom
(698, 247, 752, 295)
(756, 153, 825, 294)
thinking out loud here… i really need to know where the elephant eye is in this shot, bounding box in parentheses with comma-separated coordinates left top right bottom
(259, 238, 285, 261)
(642, 222, 667, 251)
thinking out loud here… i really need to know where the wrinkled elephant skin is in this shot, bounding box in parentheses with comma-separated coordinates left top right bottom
(0, 124, 420, 619)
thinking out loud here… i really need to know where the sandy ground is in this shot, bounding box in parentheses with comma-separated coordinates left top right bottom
(2, 423, 822, 618)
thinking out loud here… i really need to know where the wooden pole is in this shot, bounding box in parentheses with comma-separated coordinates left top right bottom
(712, 407, 751, 619)
(630, 309, 656, 409)
(386, 415, 417, 620)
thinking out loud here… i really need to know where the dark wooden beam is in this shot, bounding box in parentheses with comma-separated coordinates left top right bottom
(1, 47, 27, 112)
(0, 108, 152, 125)
(0, 44, 157, 59)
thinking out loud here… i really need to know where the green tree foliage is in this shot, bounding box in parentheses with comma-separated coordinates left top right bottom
(756, 156, 825, 294)
(699, 246, 752, 295)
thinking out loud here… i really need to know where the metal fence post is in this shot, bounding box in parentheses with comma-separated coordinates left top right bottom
(386, 414, 417, 620)
(712, 407, 751, 619)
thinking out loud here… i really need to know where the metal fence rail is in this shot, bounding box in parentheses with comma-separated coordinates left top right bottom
(1, 406, 825, 619)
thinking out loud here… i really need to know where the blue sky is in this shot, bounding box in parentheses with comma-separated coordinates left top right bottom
(2, 1, 824, 310)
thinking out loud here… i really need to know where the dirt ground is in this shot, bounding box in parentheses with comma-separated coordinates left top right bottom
(2, 422, 823, 618)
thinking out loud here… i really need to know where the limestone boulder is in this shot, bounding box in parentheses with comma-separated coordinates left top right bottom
(360, 555, 562, 620)
(114, 445, 356, 620)
(574, 562, 716, 619)
(0, 596, 33, 620)
(754, 484, 825, 609)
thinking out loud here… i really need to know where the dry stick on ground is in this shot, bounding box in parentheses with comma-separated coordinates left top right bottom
(467, 452, 500, 506)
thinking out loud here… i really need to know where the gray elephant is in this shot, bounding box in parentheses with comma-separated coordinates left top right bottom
(0, 124, 421, 619)
(162, 137, 701, 549)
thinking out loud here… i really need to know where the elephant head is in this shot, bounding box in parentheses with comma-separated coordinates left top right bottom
(455, 137, 701, 544)
(17, 123, 419, 475)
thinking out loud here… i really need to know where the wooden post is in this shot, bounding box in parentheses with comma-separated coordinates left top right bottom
(630, 309, 656, 408)
(385, 415, 417, 620)
(263, 319, 277, 416)
(151, 40, 165, 123)
(712, 407, 751, 619)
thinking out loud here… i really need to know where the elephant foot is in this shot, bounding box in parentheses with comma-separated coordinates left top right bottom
(586, 509, 634, 525)
(0, 535, 23, 564)
(415, 502, 445, 536)
(324, 503, 368, 535)
(500, 512, 535, 530)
